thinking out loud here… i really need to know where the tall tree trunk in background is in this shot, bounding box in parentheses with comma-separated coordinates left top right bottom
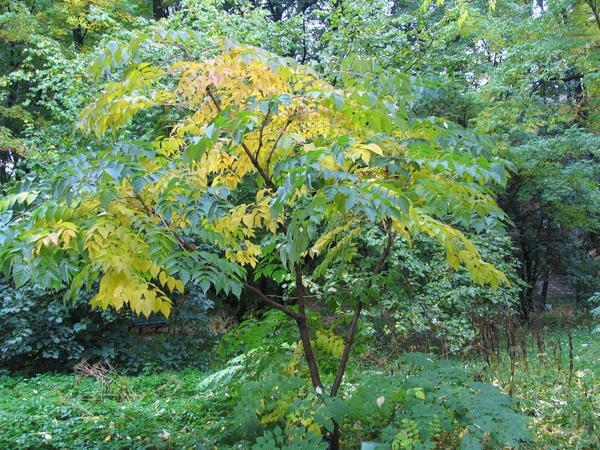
(541, 272, 549, 305)
(153, 0, 168, 20)
(72, 26, 86, 47)
(519, 244, 535, 320)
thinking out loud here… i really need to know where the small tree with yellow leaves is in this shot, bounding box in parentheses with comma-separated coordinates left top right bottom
(0, 32, 511, 447)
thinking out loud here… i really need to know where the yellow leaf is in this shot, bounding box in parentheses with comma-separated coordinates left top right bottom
(414, 388, 426, 400)
(149, 264, 160, 278)
(166, 276, 176, 292)
(158, 300, 171, 318)
(139, 299, 152, 318)
(49, 232, 60, 246)
(319, 155, 336, 170)
(362, 143, 384, 155)
(360, 148, 371, 165)
(242, 213, 254, 228)
(174, 279, 185, 293)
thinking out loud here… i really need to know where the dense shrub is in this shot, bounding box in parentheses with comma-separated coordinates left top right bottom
(309, 230, 522, 355)
(564, 254, 600, 304)
(588, 292, 600, 334)
(0, 281, 215, 373)
(197, 346, 529, 448)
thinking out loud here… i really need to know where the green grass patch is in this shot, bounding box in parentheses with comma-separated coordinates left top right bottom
(0, 370, 232, 449)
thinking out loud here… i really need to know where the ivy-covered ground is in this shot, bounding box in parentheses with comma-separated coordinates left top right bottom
(1, 327, 597, 449)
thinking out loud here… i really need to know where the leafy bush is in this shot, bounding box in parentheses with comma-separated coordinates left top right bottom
(311, 230, 522, 355)
(347, 353, 530, 449)
(0, 280, 215, 373)
(191, 311, 530, 449)
(563, 249, 600, 304)
(204, 347, 529, 449)
(1, 282, 98, 371)
(391, 232, 521, 354)
(588, 292, 600, 334)
(216, 309, 298, 364)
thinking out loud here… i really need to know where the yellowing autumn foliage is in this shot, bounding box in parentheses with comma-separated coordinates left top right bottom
(3, 35, 509, 322)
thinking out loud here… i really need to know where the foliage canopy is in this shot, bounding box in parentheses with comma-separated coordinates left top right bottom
(2, 35, 509, 321)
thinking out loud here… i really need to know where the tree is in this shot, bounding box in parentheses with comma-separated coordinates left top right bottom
(46, 0, 138, 47)
(1, 33, 510, 446)
(499, 128, 600, 315)
(467, 0, 600, 315)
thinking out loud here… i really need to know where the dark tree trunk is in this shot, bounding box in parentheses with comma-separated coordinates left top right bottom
(519, 244, 535, 320)
(541, 272, 549, 304)
(72, 27, 86, 47)
(153, 0, 168, 19)
(294, 265, 323, 389)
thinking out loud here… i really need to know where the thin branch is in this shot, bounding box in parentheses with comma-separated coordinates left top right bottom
(584, 0, 600, 32)
(330, 224, 395, 397)
(265, 293, 321, 300)
(243, 283, 302, 320)
(330, 301, 362, 396)
(296, 264, 307, 317)
(134, 193, 187, 251)
(373, 223, 395, 274)
(205, 86, 222, 113)
(157, 212, 187, 251)
(254, 103, 272, 160)
(402, 38, 434, 74)
(265, 116, 293, 176)
(205, 87, 275, 190)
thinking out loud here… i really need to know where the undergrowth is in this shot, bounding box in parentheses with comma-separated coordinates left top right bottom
(475, 327, 599, 449)
(0, 327, 597, 449)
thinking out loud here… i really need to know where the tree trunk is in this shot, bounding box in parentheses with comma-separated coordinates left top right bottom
(541, 272, 549, 305)
(294, 265, 323, 389)
(296, 314, 323, 389)
(153, 0, 168, 20)
(72, 27, 86, 47)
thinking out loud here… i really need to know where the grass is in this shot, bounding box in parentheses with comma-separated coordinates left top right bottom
(0, 326, 598, 449)
(0, 370, 232, 449)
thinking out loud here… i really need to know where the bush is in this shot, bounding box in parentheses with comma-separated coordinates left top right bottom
(342, 353, 530, 449)
(564, 251, 600, 304)
(190, 312, 531, 449)
(352, 231, 522, 354)
(0, 280, 215, 373)
(200, 345, 530, 449)
(588, 292, 600, 334)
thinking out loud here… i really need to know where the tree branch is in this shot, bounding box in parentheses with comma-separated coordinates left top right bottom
(265, 115, 293, 176)
(206, 87, 276, 190)
(294, 263, 324, 389)
(134, 193, 188, 251)
(254, 103, 271, 160)
(243, 283, 302, 320)
(330, 224, 395, 397)
(584, 0, 600, 32)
